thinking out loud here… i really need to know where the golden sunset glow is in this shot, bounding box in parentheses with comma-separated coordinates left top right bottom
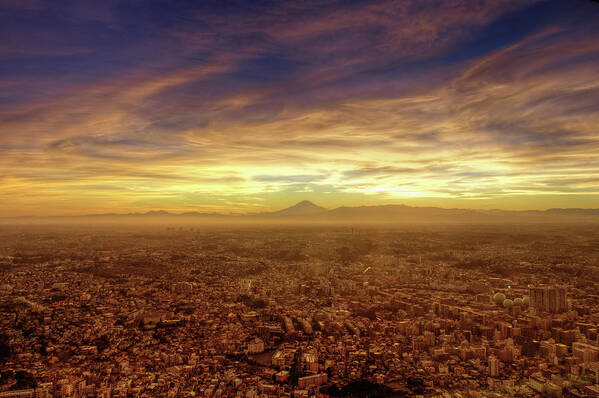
(1, 0, 599, 216)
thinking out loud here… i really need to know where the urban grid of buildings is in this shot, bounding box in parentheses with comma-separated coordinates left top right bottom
(0, 227, 598, 397)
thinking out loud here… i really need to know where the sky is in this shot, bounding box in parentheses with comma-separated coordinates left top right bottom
(1, 0, 599, 216)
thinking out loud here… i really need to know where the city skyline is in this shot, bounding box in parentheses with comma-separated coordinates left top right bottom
(2, 0, 599, 216)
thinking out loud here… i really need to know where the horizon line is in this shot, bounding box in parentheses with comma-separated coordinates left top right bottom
(2, 200, 599, 219)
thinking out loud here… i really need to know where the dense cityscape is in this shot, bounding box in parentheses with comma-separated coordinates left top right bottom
(3, 0, 599, 396)
(1, 223, 599, 397)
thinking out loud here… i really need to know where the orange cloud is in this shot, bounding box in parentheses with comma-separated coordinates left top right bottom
(1, 0, 599, 215)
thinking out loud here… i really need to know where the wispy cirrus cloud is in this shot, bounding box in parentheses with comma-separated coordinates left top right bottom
(1, 0, 599, 215)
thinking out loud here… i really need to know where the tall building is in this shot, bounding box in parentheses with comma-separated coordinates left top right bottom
(488, 355, 500, 377)
(572, 342, 599, 363)
(529, 286, 567, 314)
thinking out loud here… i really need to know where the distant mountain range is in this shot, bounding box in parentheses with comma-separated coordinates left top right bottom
(4, 200, 599, 224)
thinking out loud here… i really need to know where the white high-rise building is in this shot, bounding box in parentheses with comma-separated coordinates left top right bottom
(529, 286, 567, 313)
